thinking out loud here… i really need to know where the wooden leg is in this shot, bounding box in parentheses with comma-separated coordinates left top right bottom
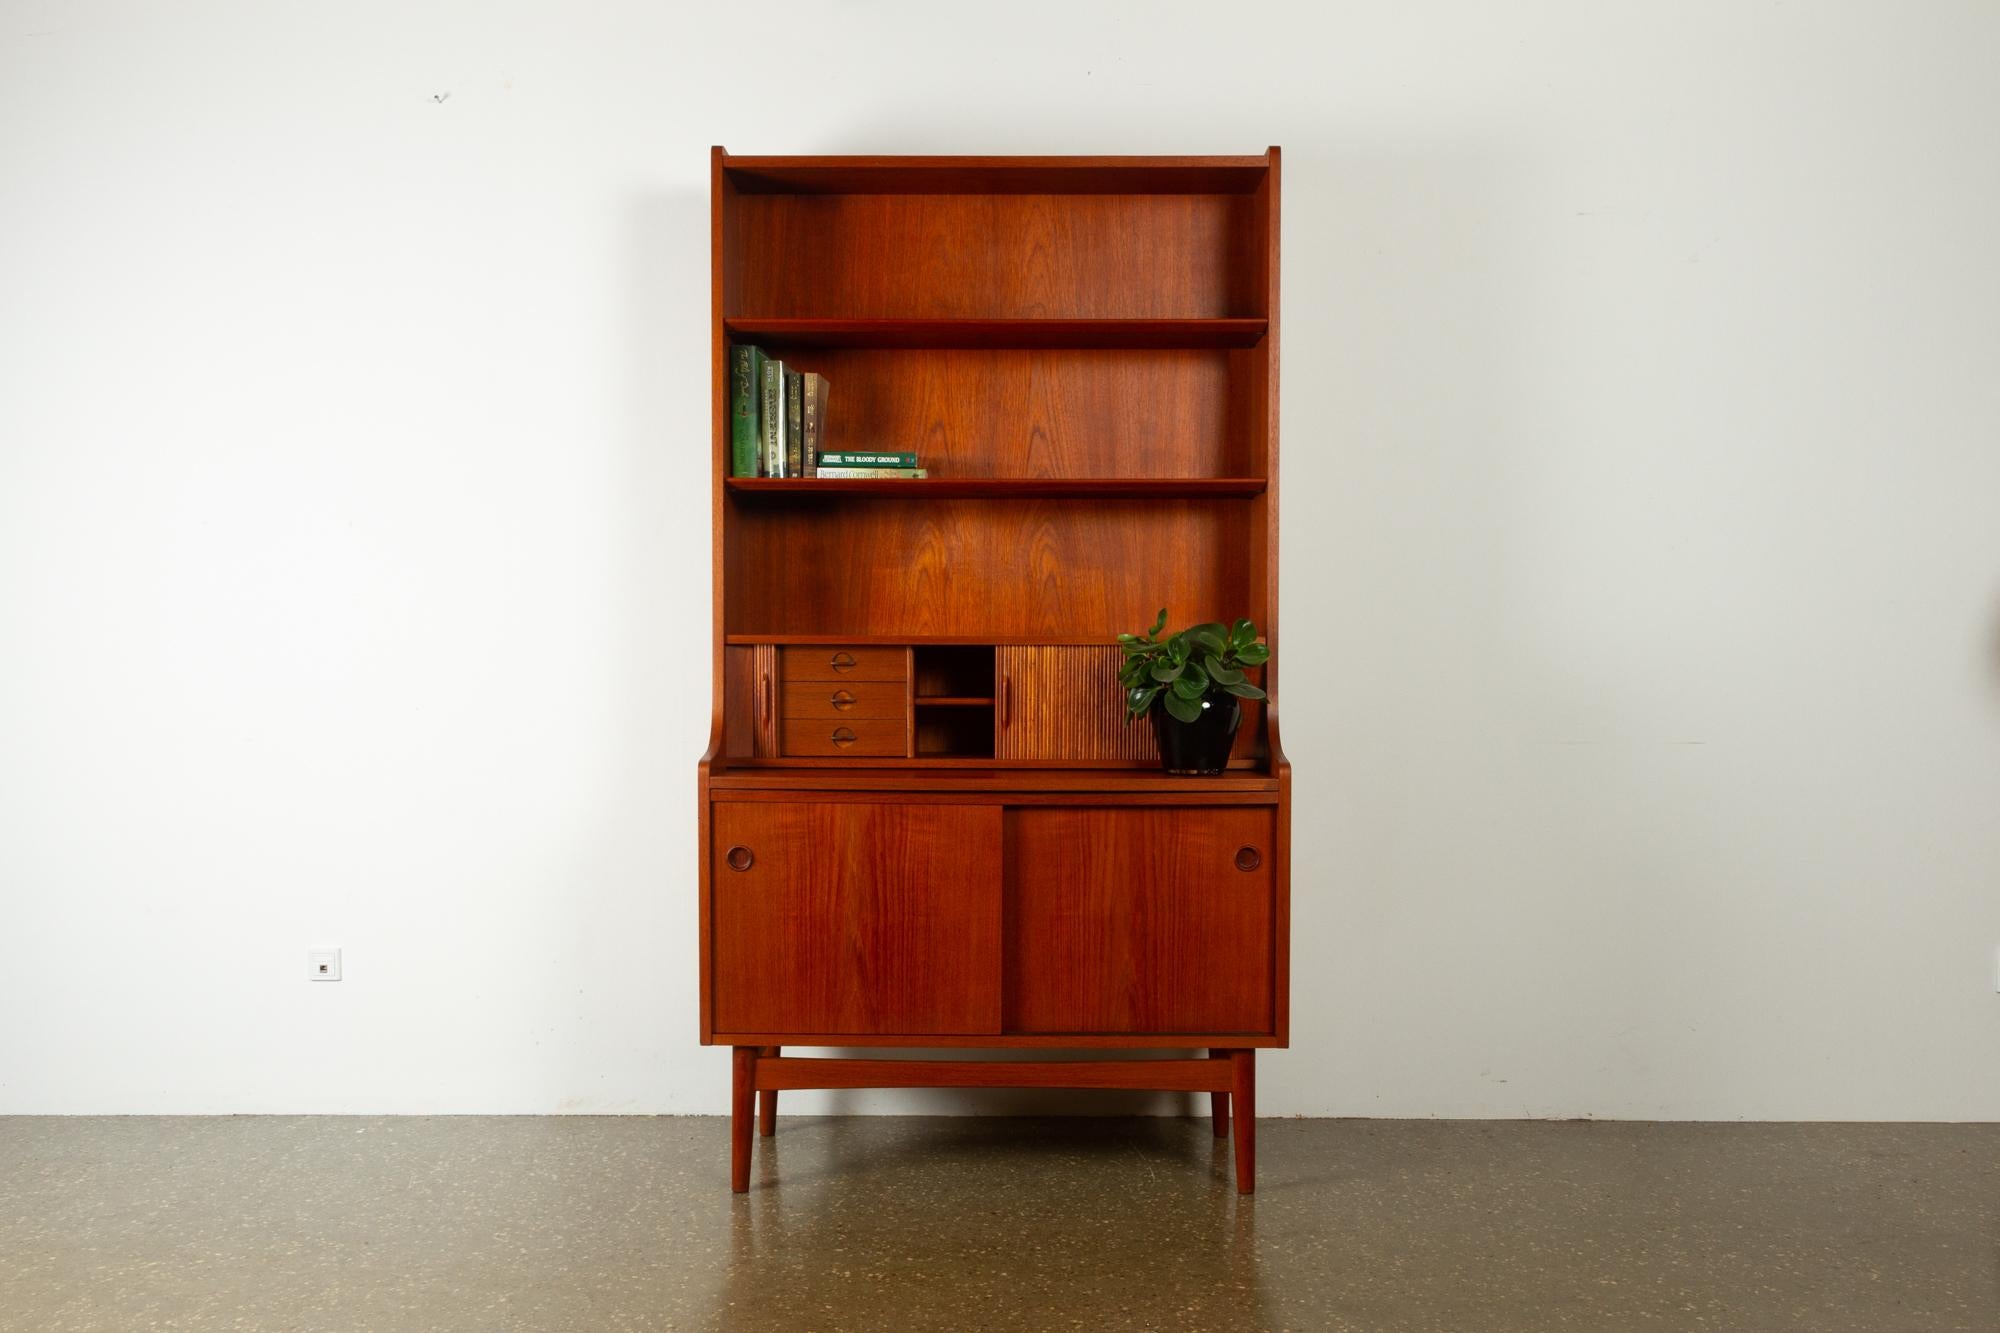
(1208, 1049, 1230, 1138)
(1228, 1049, 1255, 1195)
(731, 1046, 756, 1193)
(758, 1046, 779, 1136)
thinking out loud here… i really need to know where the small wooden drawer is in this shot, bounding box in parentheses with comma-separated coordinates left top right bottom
(781, 718, 908, 757)
(781, 645, 906, 683)
(783, 681, 906, 721)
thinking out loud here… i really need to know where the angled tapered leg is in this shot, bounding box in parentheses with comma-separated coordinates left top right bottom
(1208, 1049, 1230, 1138)
(758, 1046, 779, 1136)
(1228, 1049, 1255, 1194)
(731, 1046, 756, 1192)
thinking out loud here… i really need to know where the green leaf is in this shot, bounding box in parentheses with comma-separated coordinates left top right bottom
(1236, 641, 1270, 666)
(1163, 691, 1204, 723)
(1149, 659, 1183, 683)
(1116, 633, 1139, 645)
(1171, 668, 1208, 700)
(1230, 619, 1257, 649)
(1188, 623, 1227, 656)
(1126, 685, 1162, 718)
(1149, 607, 1168, 636)
(1204, 655, 1246, 686)
(1223, 681, 1266, 700)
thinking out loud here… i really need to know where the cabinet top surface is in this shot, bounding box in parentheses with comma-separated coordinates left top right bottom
(717, 149, 1278, 195)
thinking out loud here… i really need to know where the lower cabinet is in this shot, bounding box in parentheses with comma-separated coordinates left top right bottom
(712, 802, 1002, 1034)
(1004, 807, 1275, 1034)
(710, 801, 1276, 1039)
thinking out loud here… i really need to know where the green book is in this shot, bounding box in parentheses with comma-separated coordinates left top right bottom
(785, 370, 803, 477)
(814, 466, 928, 479)
(760, 358, 785, 477)
(801, 372, 827, 476)
(819, 451, 915, 468)
(729, 345, 765, 478)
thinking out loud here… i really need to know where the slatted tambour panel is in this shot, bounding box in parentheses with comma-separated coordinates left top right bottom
(751, 643, 778, 757)
(995, 646, 1156, 761)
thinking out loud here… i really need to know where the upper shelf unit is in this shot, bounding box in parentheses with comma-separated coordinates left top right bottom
(722, 317, 1267, 351)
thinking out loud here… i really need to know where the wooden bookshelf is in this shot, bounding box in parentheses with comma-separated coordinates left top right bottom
(699, 148, 1289, 1195)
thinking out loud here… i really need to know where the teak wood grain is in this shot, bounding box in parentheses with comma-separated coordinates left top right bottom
(728, 194, 1258, 319)
(704, 149, 1285, 1194)
(728, 498, 1254, 640)
(711, 802, 1001, 1034)
(722, 317, 1267, 350)
(1004, 807, 1276, 1034)
(753, 1057, 1233, 1092)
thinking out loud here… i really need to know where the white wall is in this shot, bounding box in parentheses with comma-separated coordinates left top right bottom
(3, 0, 1997, 1119)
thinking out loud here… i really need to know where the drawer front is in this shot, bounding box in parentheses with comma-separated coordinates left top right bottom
(783, 680, 907, 721)
(781, 645, 907, 682)
(781, 717, 908, 757)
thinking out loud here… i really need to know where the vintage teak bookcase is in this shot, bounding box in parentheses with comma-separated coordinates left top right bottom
(700, 149, 1288, 1193)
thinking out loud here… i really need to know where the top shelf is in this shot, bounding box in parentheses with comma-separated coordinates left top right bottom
(722, 318, 1268, 351)
(721, 153, 1273, 196)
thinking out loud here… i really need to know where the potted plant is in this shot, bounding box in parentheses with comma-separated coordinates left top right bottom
(1119, 609, 1269, 775)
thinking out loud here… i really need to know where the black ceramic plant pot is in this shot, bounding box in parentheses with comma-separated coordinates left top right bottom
(1150, 694, 1243, 775)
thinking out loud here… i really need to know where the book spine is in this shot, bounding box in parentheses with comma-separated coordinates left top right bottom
(785, 371, 803, 477)
(801, 373, 823, 477)
(818, 451, 917, 467)
(813, 467, 928, 479)
(729, 345, 763, 478)
(760, 359, 785, 477)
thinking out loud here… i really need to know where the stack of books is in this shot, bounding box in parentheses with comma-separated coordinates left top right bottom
(816, 451, 926, 479)
(729, 344, 831, 478)
(729, 343, 928, 480)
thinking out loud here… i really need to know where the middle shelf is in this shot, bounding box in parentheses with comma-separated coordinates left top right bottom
(723, 316, 1268, 350)
(726, 476, 1266, 499)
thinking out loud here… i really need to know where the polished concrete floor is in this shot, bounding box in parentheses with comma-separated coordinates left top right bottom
(2, 1115, 1995, 1332)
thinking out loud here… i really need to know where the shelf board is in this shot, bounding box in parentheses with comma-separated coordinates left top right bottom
(727, 477, 1266, 499)
(722, 317, 1267, 350)
(726, 634, 1122, 646)
(914, 697, 994, 708)
(722, 153, 1272, 196)
(710, 765, 1278, 795)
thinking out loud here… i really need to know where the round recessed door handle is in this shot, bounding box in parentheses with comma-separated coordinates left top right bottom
(726, 845, 754, 872)
(1234, 846, 1262, 872)
(830, 651, 857, 673)
(830, 689, 857, 710)
(831, 726, 858, 748)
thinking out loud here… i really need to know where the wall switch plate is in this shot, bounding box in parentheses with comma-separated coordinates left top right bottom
(308, 948, 342, 981)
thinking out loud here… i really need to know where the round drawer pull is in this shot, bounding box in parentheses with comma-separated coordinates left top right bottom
(1234, 846, 1262, 872)
(830, 689, 857, 710)
(830, 651, 857, 672)
(726, 845, 754, 872)
(831, 726, 858, 748)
